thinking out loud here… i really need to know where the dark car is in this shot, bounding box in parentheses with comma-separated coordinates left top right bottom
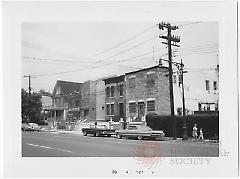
(115, 125, 165, 140)
(82, 124, 115, 137)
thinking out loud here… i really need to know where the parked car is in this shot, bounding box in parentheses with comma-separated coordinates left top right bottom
(21, 123, 33, 131)
(82, 124, 115, 137)
(115, 125, 165, 140)
(28, 123, 42, 132)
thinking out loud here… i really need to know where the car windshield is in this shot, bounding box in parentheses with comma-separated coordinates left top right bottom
(90, 125, 107, 129)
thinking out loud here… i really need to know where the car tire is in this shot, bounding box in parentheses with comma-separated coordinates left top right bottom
(117, 133, 122, 139)
(83, 131, 87, 136)
(138, 136, 143, 140)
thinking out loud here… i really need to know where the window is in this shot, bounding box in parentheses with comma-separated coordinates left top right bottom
(146, 73, 155, 86)
(213, 81, 217, 90)
(147, 100, 155, 112)
(106, 104, 110, 115)
(110, 86, 114, 97)
(106, 87, 110, 97)
(205, 80, 210, 91)
(119, 84, 123, 96)
(129, 102, 136, 113)
(111, 104, 114, 115)
(129, 78, 136, 88)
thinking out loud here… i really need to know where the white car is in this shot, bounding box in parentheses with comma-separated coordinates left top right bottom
(28, 123, 41, 132)
(115, 125, 165, 140)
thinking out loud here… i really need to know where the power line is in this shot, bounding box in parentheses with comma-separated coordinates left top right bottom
(179, 22, 201, 27)
(92, 24, 158, 57)
(95, 35, 160, 63)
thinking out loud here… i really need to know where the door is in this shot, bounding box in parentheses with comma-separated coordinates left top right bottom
(138, 102, 145, 119)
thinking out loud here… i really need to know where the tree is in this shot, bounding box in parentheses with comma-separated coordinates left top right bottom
(21, 88, 43, 123)
(38, 89, 51, 96)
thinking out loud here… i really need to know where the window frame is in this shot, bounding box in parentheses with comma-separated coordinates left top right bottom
(147, 100, 155, 112)
(129, 102, 137, 113)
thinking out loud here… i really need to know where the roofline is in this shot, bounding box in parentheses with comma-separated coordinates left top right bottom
(56, 80, 83, 84)
(102, 74, 125, 81)
(125, 65, 169, 75)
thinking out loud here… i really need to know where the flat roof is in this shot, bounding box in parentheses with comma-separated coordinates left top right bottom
(125, 65, 168, 75)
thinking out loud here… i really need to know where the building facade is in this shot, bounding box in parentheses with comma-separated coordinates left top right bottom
(125, 65, 171, 122)
(44, 80, 82, 128)
(95, 79, 105, 121)
(79, 80, 97, 121)
(173, 64, 219, 115)
(103, 75, 126, 121)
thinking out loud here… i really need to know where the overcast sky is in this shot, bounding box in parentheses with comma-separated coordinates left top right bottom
(21, 21, 218, 93)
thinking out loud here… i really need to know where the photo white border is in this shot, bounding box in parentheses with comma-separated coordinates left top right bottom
(2, 1, 238, 177)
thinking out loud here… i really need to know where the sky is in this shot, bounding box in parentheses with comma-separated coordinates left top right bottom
(21, 21, 218, 93)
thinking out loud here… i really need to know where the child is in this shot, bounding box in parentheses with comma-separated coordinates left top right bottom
(192, 123, 198, 140)
(198, 128, 204, 140)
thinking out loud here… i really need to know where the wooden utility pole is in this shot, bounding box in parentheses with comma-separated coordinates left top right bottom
(24, 75, 34, 98)
(159, 22, 180, 139)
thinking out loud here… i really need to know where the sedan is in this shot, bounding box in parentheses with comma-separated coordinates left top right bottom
(115, 125, 165, 140)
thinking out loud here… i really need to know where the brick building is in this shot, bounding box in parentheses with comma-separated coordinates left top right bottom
(103, 75, 126, 121)
(125, 65, 171, 121)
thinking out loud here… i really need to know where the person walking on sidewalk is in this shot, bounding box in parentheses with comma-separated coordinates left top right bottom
(192, 123, 198, 141)
(198, 128, 204, 140)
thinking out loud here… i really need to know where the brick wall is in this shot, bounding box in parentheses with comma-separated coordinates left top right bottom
(125, 66, 171, 120)
(105, 79, 126, 121)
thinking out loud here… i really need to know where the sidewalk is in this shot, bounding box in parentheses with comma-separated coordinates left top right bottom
(170, 137, 219, 144)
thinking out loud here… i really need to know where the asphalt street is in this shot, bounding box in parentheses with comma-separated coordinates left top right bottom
(22, 131, 219, 157)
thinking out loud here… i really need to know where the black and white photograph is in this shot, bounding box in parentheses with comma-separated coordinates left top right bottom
(21, 21, 219, 157)
(2, 1, 238, 177)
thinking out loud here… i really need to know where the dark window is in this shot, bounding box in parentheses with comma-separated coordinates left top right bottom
(146, 73, 155, 87)
(129, 78, 136, 88)
(106, 104, 110, 115)
(110, 86, 114, 97)
(106, 87, 110, 97)
(215, 103, 218, 111)
(111, 104, 114, 115)
(119, 84, 124, 96)
(147, 100, 155, 112)
(213, 81, 217, 90)
(206, 80, 210, 91)
(129, 102, 136, 113)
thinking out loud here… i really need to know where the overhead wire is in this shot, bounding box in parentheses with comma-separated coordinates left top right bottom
(92, 24, 158, 57)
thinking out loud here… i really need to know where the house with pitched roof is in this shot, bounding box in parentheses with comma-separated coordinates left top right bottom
(44, 80, 83, 128)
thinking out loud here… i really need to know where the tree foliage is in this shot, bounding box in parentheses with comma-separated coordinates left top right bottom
(21, 88, 43, 123)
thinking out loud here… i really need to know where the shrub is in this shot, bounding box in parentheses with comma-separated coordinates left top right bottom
(146, 114, 219, 139)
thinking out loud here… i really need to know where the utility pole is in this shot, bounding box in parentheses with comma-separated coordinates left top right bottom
(159, 22, 180, 139)
(24, 75, 34, 98)
(180, 59, 188, 140)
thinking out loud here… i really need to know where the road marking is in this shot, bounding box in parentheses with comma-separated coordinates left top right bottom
(26, 143, 74, 153)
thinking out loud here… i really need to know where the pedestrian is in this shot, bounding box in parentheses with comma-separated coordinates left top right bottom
(192, 123, 198, 140)
(198, 128, 204, 140)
